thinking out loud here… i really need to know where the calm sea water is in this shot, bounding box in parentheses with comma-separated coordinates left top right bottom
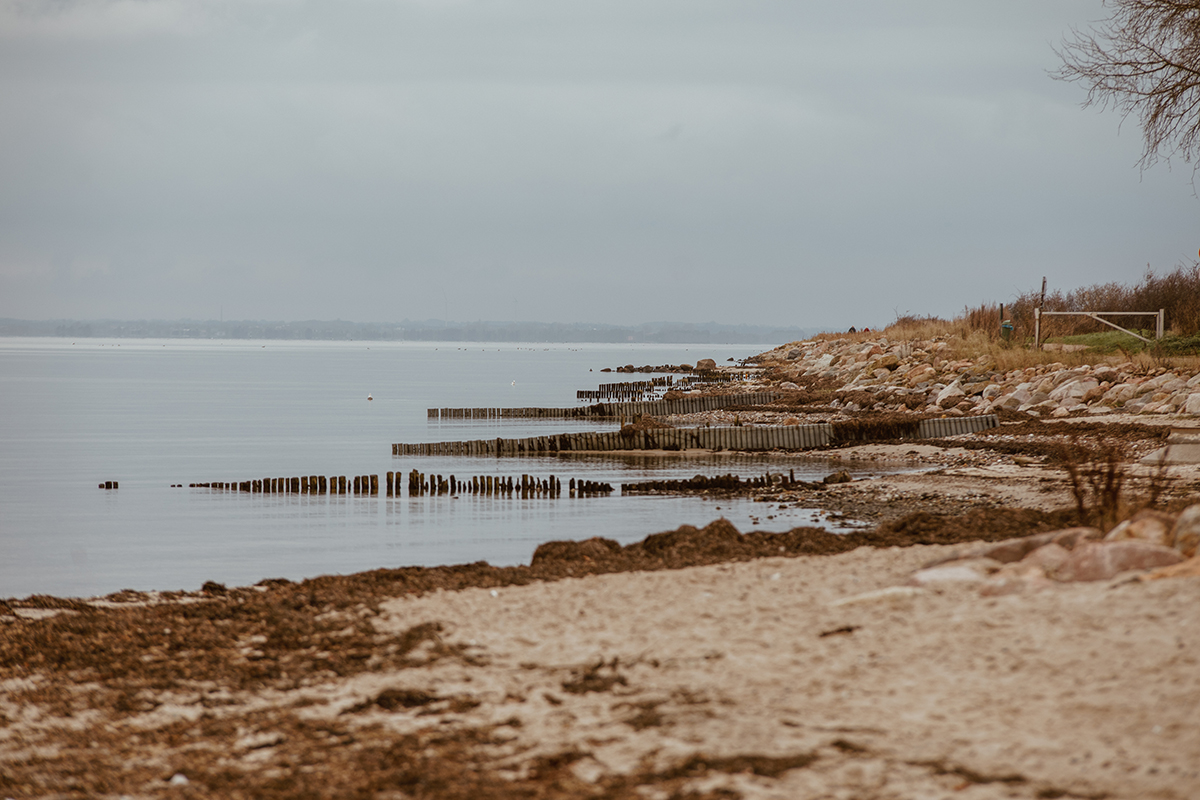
(0, 338, 888, 598)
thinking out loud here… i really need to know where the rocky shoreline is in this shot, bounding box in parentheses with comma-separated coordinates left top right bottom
(748, 333, 1200, 417)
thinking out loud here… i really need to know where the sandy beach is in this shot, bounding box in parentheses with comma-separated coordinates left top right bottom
(2, 515, 1198, 798)
(5, 339, 1200, 798)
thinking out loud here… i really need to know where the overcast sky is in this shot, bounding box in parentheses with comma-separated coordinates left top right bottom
(1, 1, 1196, 330)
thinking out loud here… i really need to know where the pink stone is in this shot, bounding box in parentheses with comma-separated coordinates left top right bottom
(1139, 555, 1200, 582)
(969, 534, 1056, 564)
(1104, 510, 1178, 548)
(973, 528, 1100, 563)
(1020, 543, 1071, 572)
(1170, 504, 1200, 558)
(1050, 527, 1103, 549)
(1054, 541, 1186, 582)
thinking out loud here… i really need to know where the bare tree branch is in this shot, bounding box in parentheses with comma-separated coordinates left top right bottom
(1054, 0, 1200, 167)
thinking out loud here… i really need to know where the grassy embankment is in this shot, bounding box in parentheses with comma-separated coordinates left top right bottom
(811, 262, 1200, 372)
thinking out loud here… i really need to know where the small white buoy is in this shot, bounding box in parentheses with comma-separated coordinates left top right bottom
(511, 380, 516, 386)
(367, 394, 373, 401)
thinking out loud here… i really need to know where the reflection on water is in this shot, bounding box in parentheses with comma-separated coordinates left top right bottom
(0, 338, 907, 597)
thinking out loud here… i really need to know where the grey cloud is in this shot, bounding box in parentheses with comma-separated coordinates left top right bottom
(0, 0, 1194, 328)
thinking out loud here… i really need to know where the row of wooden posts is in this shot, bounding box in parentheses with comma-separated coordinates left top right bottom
(187, 473, 614, 498)
(575, 373, 757, 402)
(426, 392, 782, 420)
(190, 475, 381, 495)
(621, 470, 800, 494)
(406, 470, 612, 497)
(577, 376, 678, 402)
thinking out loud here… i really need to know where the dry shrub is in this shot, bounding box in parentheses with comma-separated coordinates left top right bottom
(814, 262, 1199, 349)
(1056, 436, 1172, 531)
(1008, 262, 1200, 339)
(883, 314, 952, 342)
(960, 302, 1003, 341)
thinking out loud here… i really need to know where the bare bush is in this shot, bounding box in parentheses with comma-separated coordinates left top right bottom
(1007, 262, 1200, 339)
(1057, 436, 1173, 531)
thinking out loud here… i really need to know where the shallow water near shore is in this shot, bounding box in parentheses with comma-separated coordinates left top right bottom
(0, 338, 901, 598)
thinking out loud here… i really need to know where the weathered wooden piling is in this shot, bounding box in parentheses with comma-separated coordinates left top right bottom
(422, 392, 778, 425)
(394, 415, 1000, 456)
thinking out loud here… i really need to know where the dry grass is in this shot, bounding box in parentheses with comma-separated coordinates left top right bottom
(820, 310, 1200, 374)
(803, 263, 1200, 367)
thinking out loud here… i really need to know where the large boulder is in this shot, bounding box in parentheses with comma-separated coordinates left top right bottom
(1049, 377, 1098, 405)
(1020, 542, 1073, 573)
(935, 381, 966, 407)
(1102, 383, 1139, 405)
(695, 358, 717, 370)
(1171, 504, 1200, 557)
(925, 527, 1100, 567)
(1104, 509, 1178, 548)
(905, 365, 936, 386)
(1054, 541, 1185, 582)
(873, 353, 901, 371)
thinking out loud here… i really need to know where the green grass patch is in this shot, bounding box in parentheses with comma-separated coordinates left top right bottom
(1048, 330, 1200, 356)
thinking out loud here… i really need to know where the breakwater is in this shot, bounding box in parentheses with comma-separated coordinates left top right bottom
(393, 415, 999, 456)
(428, 392, 781, 420)
(405, 470, 611, 497)
(190, 475, 383, 494)
(577, 377, 676, 402)
(622, 471, 808, 494)
(576, 372, 767, 402)
(188, 472, 614, 498)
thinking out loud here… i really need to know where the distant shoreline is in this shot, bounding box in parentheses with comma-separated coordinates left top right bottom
(0, 318, 824, 345)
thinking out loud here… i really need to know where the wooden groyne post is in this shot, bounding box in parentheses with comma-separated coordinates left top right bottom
(394, 415, 1000, 456)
